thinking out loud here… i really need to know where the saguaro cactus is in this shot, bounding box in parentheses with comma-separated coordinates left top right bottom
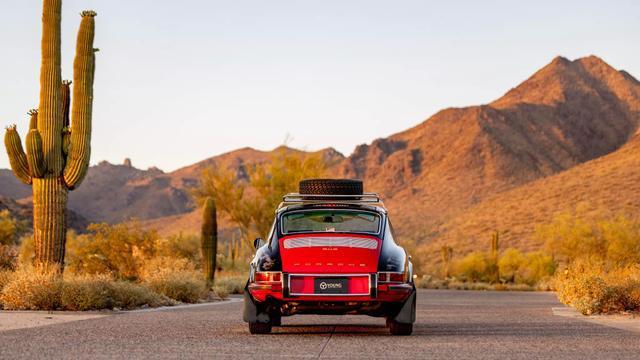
(440, 245, 453, 278)
(491, 231, 500, 259)
(3, 0, 97, 268)
(201, 197, 218, 285)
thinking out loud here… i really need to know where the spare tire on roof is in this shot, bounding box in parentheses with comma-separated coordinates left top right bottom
(299, 179, 363, 196)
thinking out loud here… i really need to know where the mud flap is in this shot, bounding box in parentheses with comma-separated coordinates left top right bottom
(243, 284, 271, 324)
(391, 287, 416, 324)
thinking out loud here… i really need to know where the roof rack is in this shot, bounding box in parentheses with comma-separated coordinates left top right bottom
(279, 193, 383, 209)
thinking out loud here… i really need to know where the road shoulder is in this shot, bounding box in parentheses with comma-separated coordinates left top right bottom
(553, 306, 640, 334)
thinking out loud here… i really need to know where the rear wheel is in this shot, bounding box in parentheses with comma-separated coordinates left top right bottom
(271, 315, 282, 327)
(388, 320, 413, 336)
(248, 322, 272, 334)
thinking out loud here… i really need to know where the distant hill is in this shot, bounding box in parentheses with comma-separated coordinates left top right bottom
(1, 55, 638, 257)
(0, 196, 88, 233)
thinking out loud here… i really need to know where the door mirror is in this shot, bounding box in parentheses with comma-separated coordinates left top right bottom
(253, 238, 265, 250)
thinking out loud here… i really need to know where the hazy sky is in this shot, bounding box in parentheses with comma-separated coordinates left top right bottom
(1, 0, 638, 171)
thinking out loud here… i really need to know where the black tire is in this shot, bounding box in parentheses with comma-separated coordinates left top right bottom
(248, 322, 272, 334)
(271, 315, 282, 327)
(388, 321, 413, 336)
(299, 179, 363, 196)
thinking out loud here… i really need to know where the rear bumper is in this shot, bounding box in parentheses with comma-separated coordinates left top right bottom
(243, 279, 416, 323)
(247, 273, 413, 303)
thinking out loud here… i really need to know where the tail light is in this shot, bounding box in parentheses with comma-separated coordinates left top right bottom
(252, 271, 282, 292)
(254, 271, 282, 283)
(378, 272, 405, 283)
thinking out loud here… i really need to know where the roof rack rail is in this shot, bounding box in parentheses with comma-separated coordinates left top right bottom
(280, 193, 383, 208)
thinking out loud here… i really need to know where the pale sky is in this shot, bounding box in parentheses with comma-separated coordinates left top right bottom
(1, 0, 638, 171)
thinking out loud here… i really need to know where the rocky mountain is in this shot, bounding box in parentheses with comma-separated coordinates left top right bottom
(1, 55, 638, 256)
(339, 55, 640, 242)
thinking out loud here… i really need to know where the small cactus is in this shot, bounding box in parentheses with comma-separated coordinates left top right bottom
(491, 231, 500, 258)
(201, 197, 217, 286)
(3, 0, 97, 268)
(440, 245, 453, 278)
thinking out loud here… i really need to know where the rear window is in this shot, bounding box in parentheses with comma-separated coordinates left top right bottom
(281, 210, 381, 235)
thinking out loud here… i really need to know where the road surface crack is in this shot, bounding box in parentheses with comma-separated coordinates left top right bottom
(317, 325, 336, 359)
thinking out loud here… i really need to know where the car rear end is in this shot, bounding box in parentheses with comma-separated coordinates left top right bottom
(243, 181, 416, 335)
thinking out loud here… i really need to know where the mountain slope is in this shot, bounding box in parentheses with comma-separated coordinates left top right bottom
(340, 56, 640, 240)
(426, 129, 640, 256)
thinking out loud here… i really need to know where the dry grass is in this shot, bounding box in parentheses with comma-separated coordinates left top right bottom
(213, 275, 245, 298)
(139, 257, 208, 303)
(0, 267, 198, 311)
(0, 267, 63, 310)
(60, 274, 171, 311)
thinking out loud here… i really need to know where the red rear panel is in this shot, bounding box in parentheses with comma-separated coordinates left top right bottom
(279, 233, 381, 273)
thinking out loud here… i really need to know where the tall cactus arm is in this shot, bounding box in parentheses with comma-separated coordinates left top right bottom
(61, 80, 71, 127)
(39, 0, 64, 175)
(28, 109, 38, 130)
(63, 11, 96, 190)
(26, 130, 46, 178)
(4, 126, 32, 185)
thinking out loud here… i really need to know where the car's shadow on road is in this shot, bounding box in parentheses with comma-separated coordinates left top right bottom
(272, 324, 389, 335)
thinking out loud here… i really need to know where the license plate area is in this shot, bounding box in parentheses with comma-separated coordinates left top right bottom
(288, 274, 370, 296)
(314, 277, 348, 294)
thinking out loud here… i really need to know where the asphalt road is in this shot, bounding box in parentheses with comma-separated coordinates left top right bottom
(1, 290, 639, 359)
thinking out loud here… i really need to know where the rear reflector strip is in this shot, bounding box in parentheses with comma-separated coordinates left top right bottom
(283, 237, 378, 250)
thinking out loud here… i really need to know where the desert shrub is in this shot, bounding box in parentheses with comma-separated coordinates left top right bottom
(65, 223, 158, 280)
(498, 248, 526, 283)
(601, 216, 640, 267)
(0, 210, 27, 246)
(0, 269, 13, 294)
(454, 252, 491, 282)
(155, 234, 201, 265)
(108, 281, 170, 309)
(18, 235, 35, 266)
(518, 251, 555, 285)
(60, 274, 171, 311)
(539, 211, 640, 314)
(0, 267, 62, 310)
(60, 274, 116, 310)
(555, 260, 640, 314)
(0, 245, 18, 270)
(141, 257, 206, 303)
(214, 275, 245, 296)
